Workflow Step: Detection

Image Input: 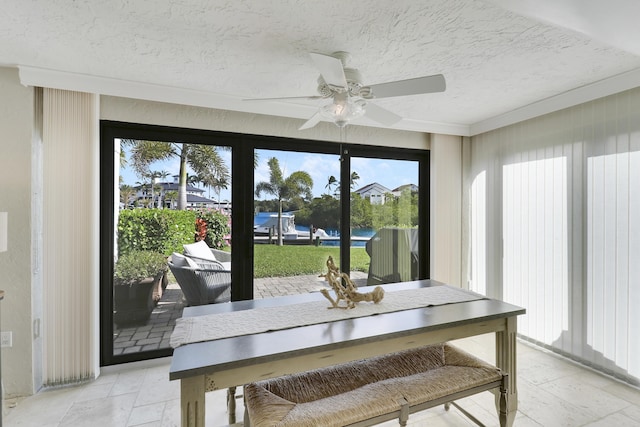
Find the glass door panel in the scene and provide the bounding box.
[350,157,420,285]
[112,138,231,359]
[253,149,341,298]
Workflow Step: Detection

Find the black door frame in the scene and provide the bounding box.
[100,120,430,366]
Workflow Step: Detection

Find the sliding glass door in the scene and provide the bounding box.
[101,121,429,365]
[253,149,342,298]
[349,156,421,286]
[100,123,234,365]
[111,137,232,359]
[250,145,428,299]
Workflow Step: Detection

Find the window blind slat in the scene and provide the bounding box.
[469,88,640,386]
[42,88,98,385]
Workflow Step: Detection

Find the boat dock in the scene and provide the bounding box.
[254,234,370,245]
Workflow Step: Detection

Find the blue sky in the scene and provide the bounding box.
[119,145,418,202]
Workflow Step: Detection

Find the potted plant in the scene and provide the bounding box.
[113,250,168,326]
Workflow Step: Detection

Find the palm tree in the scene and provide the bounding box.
[186,174,202,187]
[155,170,170,207]
[209,176,229,209]
[124,140,229,210]
[349,171,360,190]
[119,184,136,208]
[119,149,128,184]
[325,171,359,197]
[255,157,313,246]
[135,179,153,208]
[164,190,178,209]
[325,175,338,196]
[146,170,169,208]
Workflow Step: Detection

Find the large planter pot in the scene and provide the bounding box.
[113,273,163,327]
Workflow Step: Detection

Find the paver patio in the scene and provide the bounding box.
[113,271,368,355]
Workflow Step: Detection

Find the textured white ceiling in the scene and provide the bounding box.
[2,0,640,135]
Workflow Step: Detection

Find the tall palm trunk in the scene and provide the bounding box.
[148,180,155,208]
[178,144,188,210]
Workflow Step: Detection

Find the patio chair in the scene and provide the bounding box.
[168,253,231,306]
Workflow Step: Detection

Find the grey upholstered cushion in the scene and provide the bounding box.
[171,252,200,269]
[183,241,216,261]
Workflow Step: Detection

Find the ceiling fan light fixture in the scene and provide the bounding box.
[276,52,446,131]
[320,96,366,128]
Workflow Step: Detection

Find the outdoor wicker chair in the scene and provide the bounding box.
[168,256,231,306]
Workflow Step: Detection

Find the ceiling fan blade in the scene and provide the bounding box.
[299,112,322,130]
[363,103,403,127]
[243,95,325,102]
[368,74,446,99]
[309,52,348,89]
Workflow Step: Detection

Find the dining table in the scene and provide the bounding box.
[169,280,525,427]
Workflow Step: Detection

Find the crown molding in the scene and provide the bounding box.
[18,65,468,135]
[469,67,640,136]
[18,65,640,138]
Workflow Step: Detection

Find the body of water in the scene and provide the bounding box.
[254,212,375,246]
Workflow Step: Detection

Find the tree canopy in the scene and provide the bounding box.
[123,139,229,210]
[255,157,313,245]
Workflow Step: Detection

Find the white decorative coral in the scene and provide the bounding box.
[319,256,384,309]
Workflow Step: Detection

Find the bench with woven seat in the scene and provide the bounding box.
[244,343,507,427]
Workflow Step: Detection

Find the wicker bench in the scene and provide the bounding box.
[244,343,507,427]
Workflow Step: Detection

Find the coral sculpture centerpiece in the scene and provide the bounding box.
[320,256,384,309]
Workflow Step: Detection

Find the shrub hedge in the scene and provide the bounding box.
[117,208,231,257]
[195,208,231,249]
[118,209,196,256]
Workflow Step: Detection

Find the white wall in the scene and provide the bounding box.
[430,134,463,286]
[0,67,36,397]
[100,96,431,149]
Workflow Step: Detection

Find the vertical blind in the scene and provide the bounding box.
[469,88,640,384]
[43,88,99,385]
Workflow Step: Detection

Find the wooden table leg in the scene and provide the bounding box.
[227,386,236,424]
[181,376,206,427]
[495,316,518,427]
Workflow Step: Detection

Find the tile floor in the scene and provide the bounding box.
[5,335,640,427]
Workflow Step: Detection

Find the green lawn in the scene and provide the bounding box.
[253,244,370,278]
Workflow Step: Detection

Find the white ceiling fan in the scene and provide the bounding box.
[246,51,446,130]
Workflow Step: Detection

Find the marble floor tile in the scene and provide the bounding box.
[517,377,603,426]
[58,392,137,427]
[5,338,640,427]
[132,366,179,408]
[543,373,631,418]
[4,386,85,426]
[621,404,640,423]
[110,370,148,397]
[582,411,640,427]
[127,401,166,426]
